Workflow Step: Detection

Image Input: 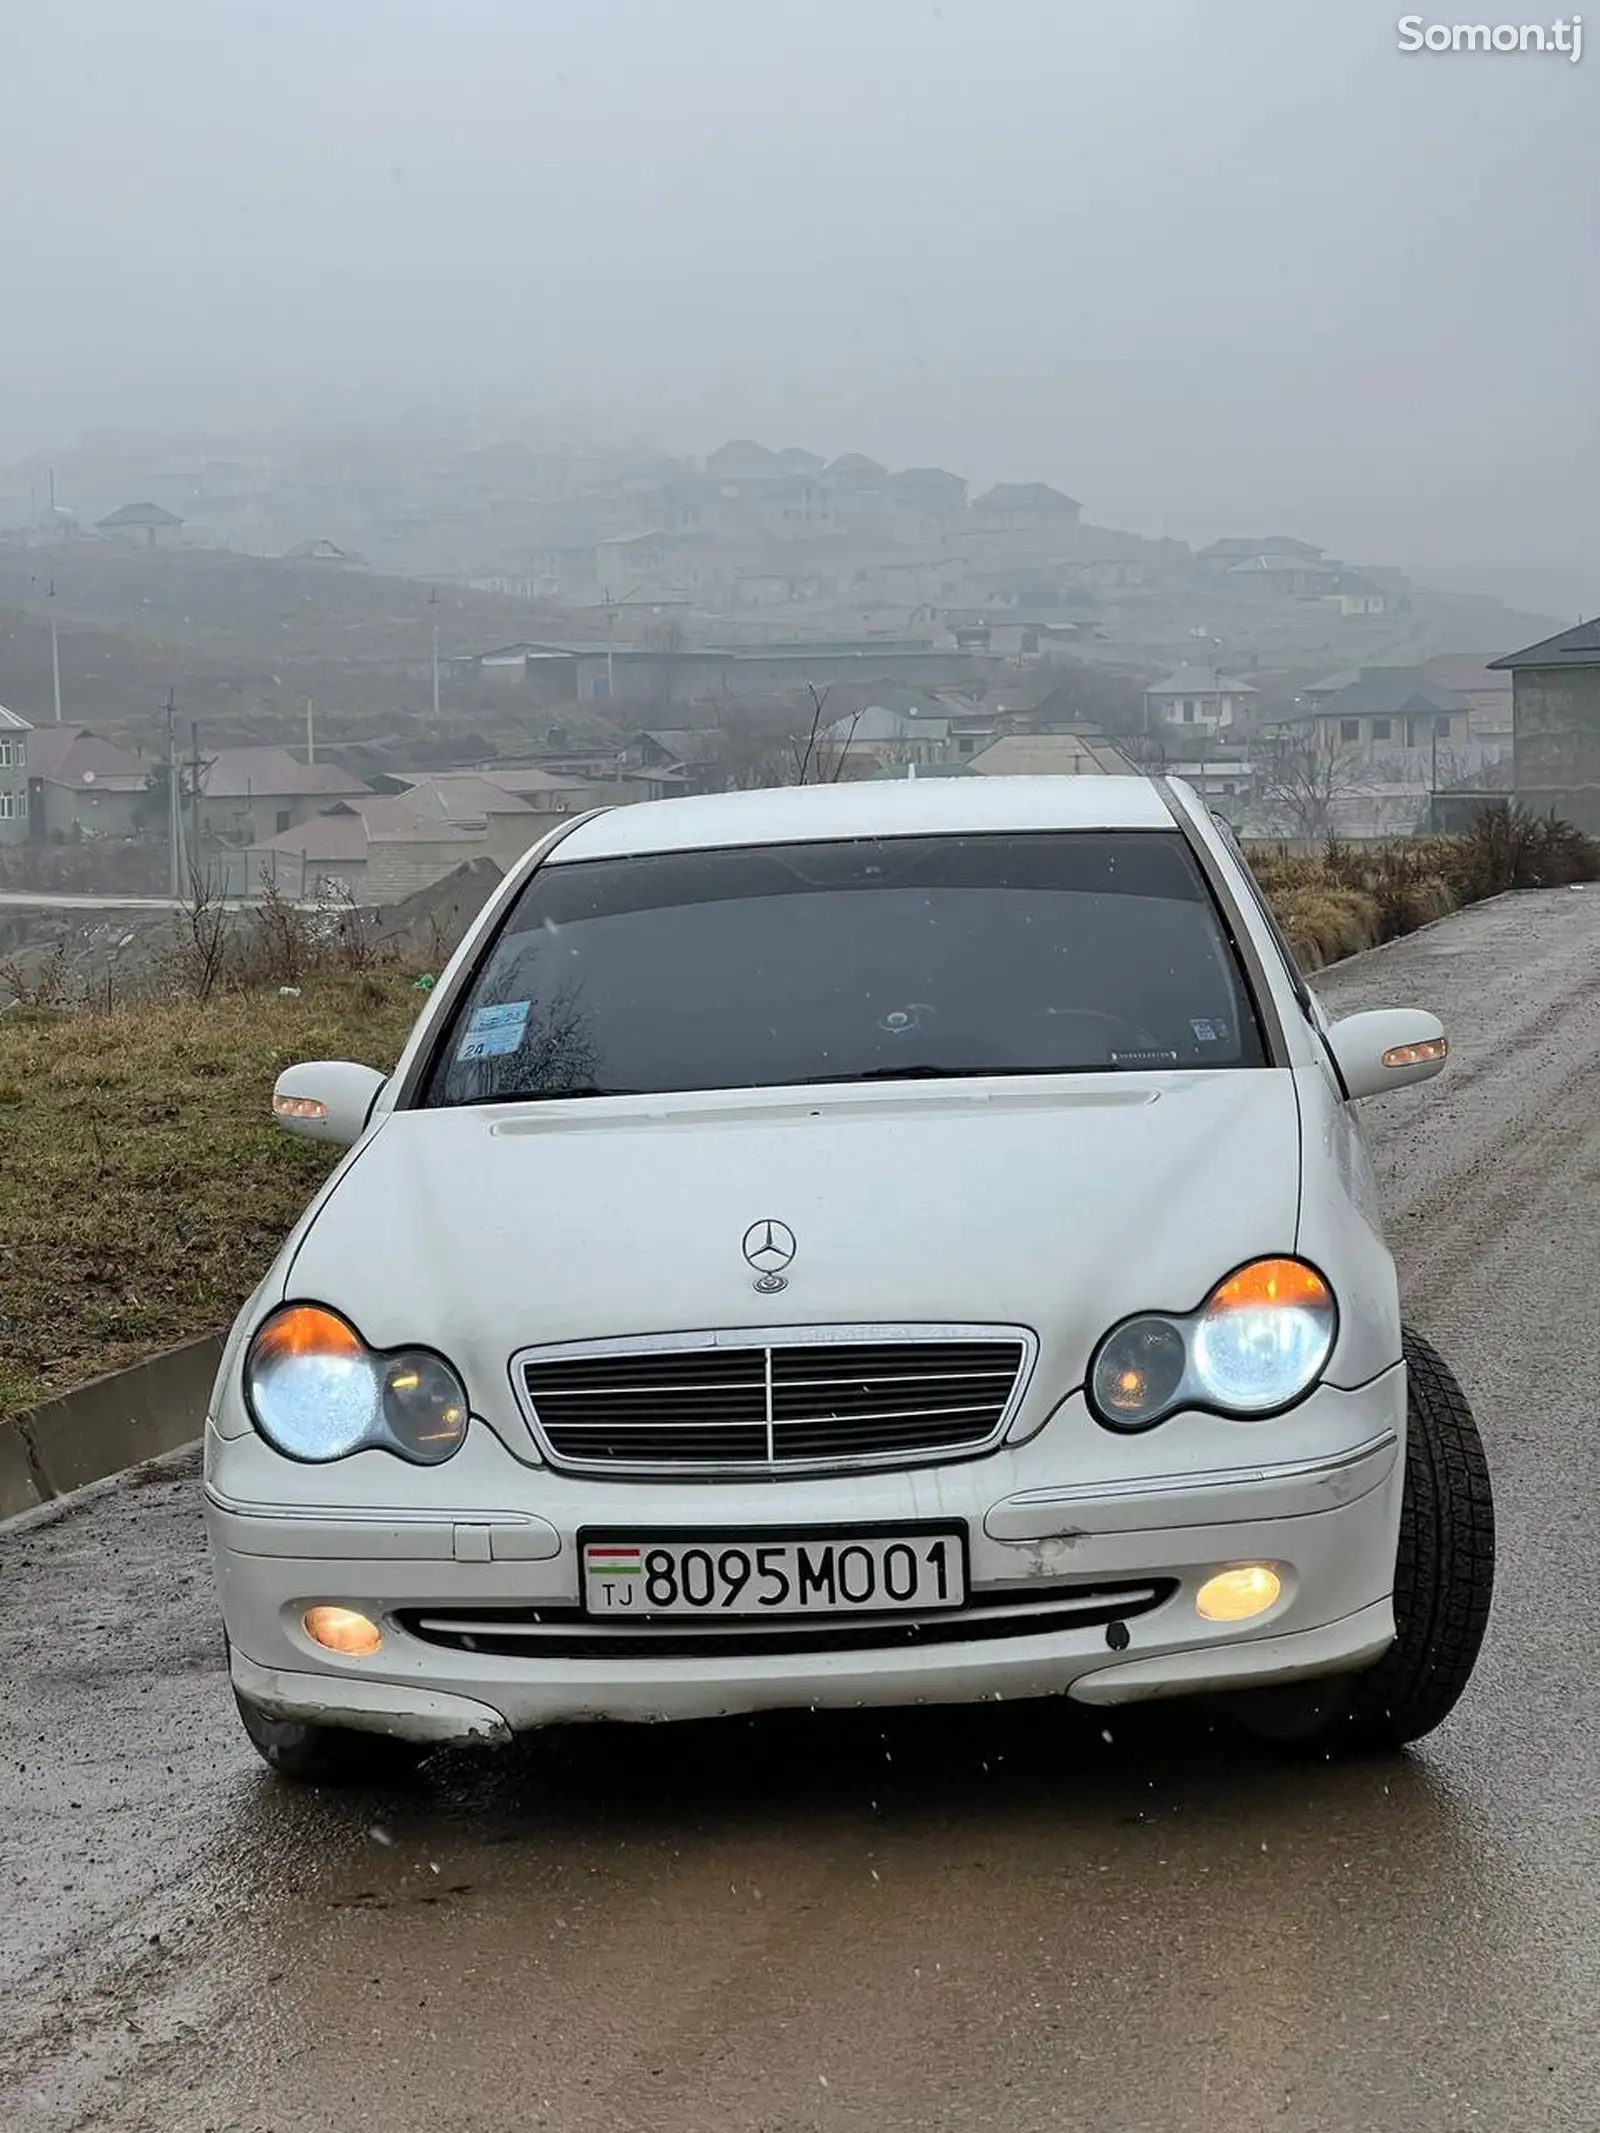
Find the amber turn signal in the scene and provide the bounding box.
[273,1093,330,1122]
[1381,1037,1448,1070]
[1205,1258,1332,1316]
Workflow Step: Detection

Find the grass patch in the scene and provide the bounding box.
[0,974,422,1417]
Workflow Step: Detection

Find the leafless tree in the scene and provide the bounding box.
[702,687,863,791]
[788,686,861,784]
[1256,737,1377,840]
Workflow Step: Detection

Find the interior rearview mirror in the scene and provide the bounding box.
[271,1061,388,1146]
[1324,1008,1448,1103]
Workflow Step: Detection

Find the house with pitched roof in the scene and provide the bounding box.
[239,779,542,902]
[822,693,953,771]
[198,746,371,845]
[1144,664,1257,738]
[23,725,150,839]
[1270,670,1471,755]
[966,731,1138,778]
[95,501,184,547]
[970,483,1082,537]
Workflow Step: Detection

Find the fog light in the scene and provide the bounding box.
[303,1605,383,1656]
[1195,1565,1282,1623]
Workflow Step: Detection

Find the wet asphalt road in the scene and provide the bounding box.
[5,885,1600,2133]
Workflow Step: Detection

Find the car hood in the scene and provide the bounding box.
[284,1074,1304,1405]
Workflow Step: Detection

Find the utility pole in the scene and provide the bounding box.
[165,689,182,899]
[48,580,63,726]
[305,696,315,764]
[189,721,204,895]
[602,582,645,703]
[429,588,441,723]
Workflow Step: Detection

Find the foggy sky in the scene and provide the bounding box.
[2,0,1596,589]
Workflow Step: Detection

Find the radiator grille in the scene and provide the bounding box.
[518,1329,1032,1477]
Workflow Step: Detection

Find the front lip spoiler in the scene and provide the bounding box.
[983,1428,1399,1542]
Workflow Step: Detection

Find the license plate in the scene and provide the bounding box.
[581,1529,967,1618]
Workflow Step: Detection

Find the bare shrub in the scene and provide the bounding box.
[168,867,237,1003]
[0,938,75,1010]
[1443,805,1600,898]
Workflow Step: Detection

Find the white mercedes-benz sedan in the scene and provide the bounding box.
[205,774,1494,1780]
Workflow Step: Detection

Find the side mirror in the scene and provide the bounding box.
[271,1061,388,1146]
[1324,1009,1448,1103]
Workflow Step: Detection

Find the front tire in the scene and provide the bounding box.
[1235,1327,1495,1755]
[234,1686,423,1785]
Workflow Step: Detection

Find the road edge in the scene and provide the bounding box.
[0,1335,223,1523]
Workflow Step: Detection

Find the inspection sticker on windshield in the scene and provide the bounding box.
[456,1000,530,1062]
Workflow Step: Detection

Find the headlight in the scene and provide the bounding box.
[245,1305,470,1464]
[1089,1259,1336,1431]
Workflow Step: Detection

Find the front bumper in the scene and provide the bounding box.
[207,1374,1405,1744]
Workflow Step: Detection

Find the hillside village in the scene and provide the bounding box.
[0,416,1579,907]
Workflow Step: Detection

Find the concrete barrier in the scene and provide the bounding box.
[0,1334,224,1522]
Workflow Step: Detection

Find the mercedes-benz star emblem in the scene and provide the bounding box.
[742,1218,797,1293]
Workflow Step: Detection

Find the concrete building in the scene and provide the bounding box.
[1490,619,1600,832]
[23,726,150,840]
[371,769,596,849]
[1145,664,1257,738]
[0,704,31,845]
[823,699,953,771]
[238,779,543,902]
[199,746,371,845]
[1423,655,1515,742]
[1275,671,1472,755]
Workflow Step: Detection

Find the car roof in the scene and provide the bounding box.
[548,775,1176,862]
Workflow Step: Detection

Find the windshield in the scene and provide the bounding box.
[418,829,1266,1106]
